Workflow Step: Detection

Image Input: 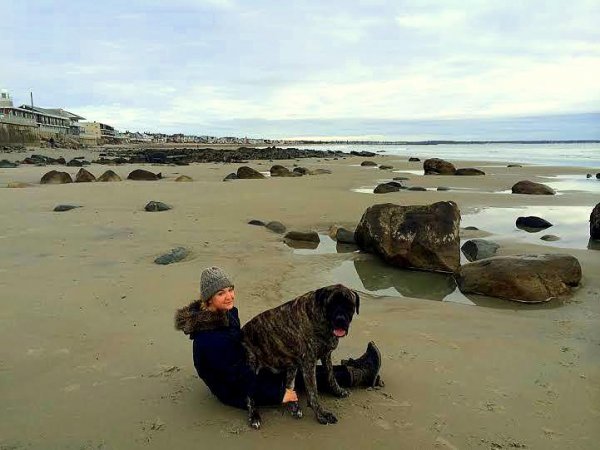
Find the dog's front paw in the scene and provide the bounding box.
[288,401,303,419]
[316,410,338,425]
[332,387,350,398]
[249,411,262,429]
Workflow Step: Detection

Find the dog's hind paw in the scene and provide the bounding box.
[332,387,350,398]
[316,410,338,424]
[289,401,303,419]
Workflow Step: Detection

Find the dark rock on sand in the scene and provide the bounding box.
[144,201,172,212]
[374,182,401,194]
[355,201,461,273]
[248,220,266,226]
[236,166,265,179]
[586,174,592,178]
[541,235,560,241]
[590,203,600,240]
[293,167,310,176]
[437,186,450,191]
[361,161,378,167]
[455,168,485,176]
[507,164,523,168]
[40,170,73,184]
[154,247,190,265]
[53,204,81,212]
[350,150,376,157]
[335,228,356,244]
[379,165,394,170]
[456,254,582,303]
[461,239,500,262]
[128,169,162,181]
[596,173,600,180]
[270,165,295,177]
[284,231,320,243]
[423,158,456,175]
[97,170,122,182]
[463,226,479,231]
[266,221,286,234]
[0,159,18,168]
[409,157,420,162]
[75,168,96,183]
[407,186,427,191]
[511,180,555,195]
[66,159,83,167]
[393,176,410,181]
[223,173,237,181]
[516,216,553,230]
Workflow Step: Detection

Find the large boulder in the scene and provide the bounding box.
[40,170,73,184]
[236,166,265,179]
[128,169,161,181]
[355,201,461,273]
[97,170,122,182]
[456,254,582,303]
[270,165,295,177]
[590,203,600,240]
[75,168,96,183]
[455,168,485,176]
[511,180,555,195]
[461,239,500,262]
[423,158,456,175]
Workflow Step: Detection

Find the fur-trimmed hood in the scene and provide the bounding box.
[174,300,231,337]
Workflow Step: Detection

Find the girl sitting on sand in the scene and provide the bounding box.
[174,266,382,411]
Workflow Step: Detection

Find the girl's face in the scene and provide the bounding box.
[207,286,235,312]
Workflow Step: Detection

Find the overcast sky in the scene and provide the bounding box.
[2,0,599,140]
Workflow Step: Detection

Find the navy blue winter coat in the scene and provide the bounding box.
[175,303,285,409]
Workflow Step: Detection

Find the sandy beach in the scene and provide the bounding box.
[1,147,599,449]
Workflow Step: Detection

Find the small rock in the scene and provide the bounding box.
[248,220,266,226]
[128,169,162,181]
[541,235,560,241]
[374,182,401,194]
[266,221,286,234]
[461,239,500,262]
[512,180,555,195]
[437,186,450,191]
[75,168,96,183]
[0,159,18,168]
[516,216,553,230]
[361,160,378,167]
[223,172,237,181]
[407,186,427,191]
[408,157,420,162]
[97,170,122,182]
[236,166,265,179]
[53,204,81,212]
[154,247,190,265]
[455,168,485,176]
[586,173,592,178]
[393,176,410,181]
[379,165,394,170]
[145,201,172,212]
[336,228,356,244]
[175,175,193,182]
[507,164,523,168]
[6,182,32,188]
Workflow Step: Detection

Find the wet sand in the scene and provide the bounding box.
[1,148,599,449]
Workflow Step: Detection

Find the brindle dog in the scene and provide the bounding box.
[241,284,360,428]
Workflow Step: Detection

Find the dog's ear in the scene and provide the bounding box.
[353,290,360,315]
[315,287,330,308]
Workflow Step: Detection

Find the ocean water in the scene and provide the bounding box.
[295,143,600,168]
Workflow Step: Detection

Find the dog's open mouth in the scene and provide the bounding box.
[333,328,347,337]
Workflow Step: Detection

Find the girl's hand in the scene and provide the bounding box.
[282,388,298,404]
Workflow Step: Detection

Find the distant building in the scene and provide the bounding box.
[81,121,116,140]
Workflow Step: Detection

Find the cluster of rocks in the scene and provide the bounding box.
[352,201,583,303]
[36,168,180,184]
[224,165,332,181]
[586,173,600,179]
[90,146,345,166]
[423,158,485,176]
[6,154,92,167]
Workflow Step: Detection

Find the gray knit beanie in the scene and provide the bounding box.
[200,267,234,302]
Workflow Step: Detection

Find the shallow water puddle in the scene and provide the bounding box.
[462,205,597,249]
[285,233,357,254]
[539,175,600,193]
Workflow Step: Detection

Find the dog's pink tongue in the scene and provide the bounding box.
[333,329,346,337]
